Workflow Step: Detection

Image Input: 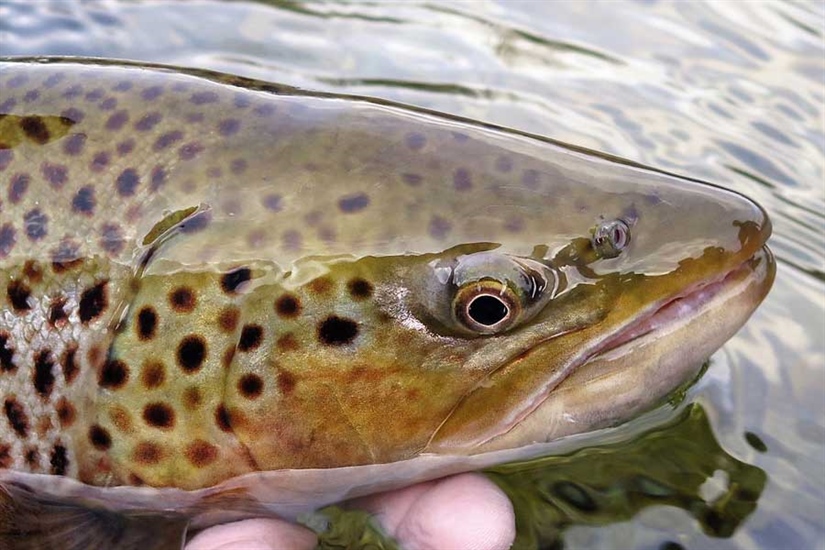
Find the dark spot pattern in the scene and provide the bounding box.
[338,193,370,213]
[215,405,232,432]
[23,208,48,241]
[141,360,166,389]
[105,110,129,131]
[238,324,263,352]
[190,91,219,104]
[402,173,422,186]
[116,168,140,196]
[99,223,125,256]
[63,133,86,156]
[141,86,163,101]
[56,397,75,427]
[136,307,157,340]
[453,168,473,191]
[33,350,55,398]
[72,186,96,215]
[277,371,296,395]
[133,442,162,464]
[0,224,15,258]
[308,276,333,295]
[169,287,196,312]
[183,387,202,411]
[276,333,300,352]
[143,403,175,429]
[154,130,183,151]
[61,346,79,385]
[0,333,15,372]
[90,151,110,172]
[230,158,247,175]
[7,280,31,312]
[275,294,302,318]
[135,112,161,131]
[0,444,10,468]
[179,141,204,160]
[522,169,540,188]
[20,116,51,144]
[218,306,240,333]
[50,444,68,475]
[238,373,263,399]
[262,194,282,212]
[218,119,240,136]
[9,172,30,203]
[405,132,426,151]
[185,440,218,467]
[222,346,236,370]
[428,215,452,239]
[318,316,359,346]
[117,139,135,156]
[48,297,68,326]
[99,359,129,389]
[89,425,111,450]
[4,398,28,437]
[221,267,251,294]
[79,281,107,323]
[150,166,167,191]
[24,448,38,468]
[41,163,67,188]
[60,107,84,123]
[177,336,206,373]
[348,278,373,300]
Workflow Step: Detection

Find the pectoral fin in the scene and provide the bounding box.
[0,482,189,550]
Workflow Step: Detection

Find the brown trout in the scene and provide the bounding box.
[0,58,774,548]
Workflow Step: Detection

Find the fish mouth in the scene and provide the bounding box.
[429,245,775,452]
[589,245,774,361]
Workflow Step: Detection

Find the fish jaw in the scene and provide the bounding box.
[427,208,774,453]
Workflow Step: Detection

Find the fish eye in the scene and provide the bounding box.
[592,219,631,259]
[453,280,521,334]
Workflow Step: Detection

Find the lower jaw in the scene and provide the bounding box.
[475,245,775,452]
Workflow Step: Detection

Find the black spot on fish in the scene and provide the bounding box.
[405,132,426,151]
[33,350,55,399]
[190,91,219,105]
[143,403,175,429]
[154,130,183,151]
[275,294,302,318]
[50,444,69,475]
[215,404,232,432]
[169,287,196,312]
[141,360,166,389]
[24,447,39,468]
[19,116,50,144]
[453,167,473,191]
[9,173,30,203]
[7,280,31,312]
[79,281,108,323]
[4,398,29,437]
[179,141,204,160]
[72,186,96,215]
[238,373,263,399]
[48,297,68,327]
[63,133,86,156]
[238,324,263,352]
[317,316,359,346]
[116,168,140,196]
[105,109,128,131]
[0,444,11,468]
[347,278,373,300]
[177,335,206,373]
[221,267,251,294]
[0,333,15,373]
[89,425,112,450]
[90,151,110,172]
[218,118,240,136]
[0,224,15,258]
[136,307,157,340]
[338,192,370,213]
[41,162,67,188]
[23,208,48,241]
[135,112,162,131]
[99,359,129,389]
[99,223,125,256]
[141,86,163,101]
[56,397,75,427]
[62,345,79,385]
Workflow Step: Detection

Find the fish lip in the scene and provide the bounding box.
[454,245,775,449]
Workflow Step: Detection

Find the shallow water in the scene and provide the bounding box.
[1,0,823,548]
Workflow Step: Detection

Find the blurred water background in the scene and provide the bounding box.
[1,1,823,548]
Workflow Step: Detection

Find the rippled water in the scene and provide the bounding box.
[1,1,823,548]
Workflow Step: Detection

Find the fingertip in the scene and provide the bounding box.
[397,473,515,550]
[185,518,317,550]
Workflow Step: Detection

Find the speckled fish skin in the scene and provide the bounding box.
[0,58,773,543]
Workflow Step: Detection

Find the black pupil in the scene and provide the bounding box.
[468,295,509,327]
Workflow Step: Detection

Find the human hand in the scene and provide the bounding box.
[186,472,516,550]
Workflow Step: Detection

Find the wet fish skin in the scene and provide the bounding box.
[0,59,773,547]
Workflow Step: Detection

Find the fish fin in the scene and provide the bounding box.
[0,482,189,550]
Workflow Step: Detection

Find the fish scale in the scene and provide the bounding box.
[0,58,773,549]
